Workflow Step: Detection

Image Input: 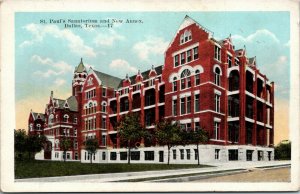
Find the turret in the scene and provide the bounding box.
[72,58,87,96]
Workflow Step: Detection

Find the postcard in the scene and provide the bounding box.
[0,0,299,192]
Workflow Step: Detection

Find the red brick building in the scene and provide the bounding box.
[29,15,274,163]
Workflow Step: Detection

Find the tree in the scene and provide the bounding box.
[60,137,72,162]
[155,119,182,165]
[188,128,209,165]
[117,113,148,164]
[275,141,291,160]
[25,133,47,160]
[14,129,27,160]
[84,138,99,163]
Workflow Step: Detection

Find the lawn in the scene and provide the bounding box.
[15,160,212,179]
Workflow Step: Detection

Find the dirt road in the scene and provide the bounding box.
[192,167,290,182]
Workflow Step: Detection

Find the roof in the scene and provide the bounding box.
[53,96,78,111]
[93,70,123,89]
[128,65,163,84]
[248,57,256,65]
[74,58,87,73]
[66,96,78,111]
[32,112,45,121]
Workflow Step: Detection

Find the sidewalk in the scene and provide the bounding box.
[15,160,291,182]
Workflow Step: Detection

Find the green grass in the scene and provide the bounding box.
[15,160,212,179]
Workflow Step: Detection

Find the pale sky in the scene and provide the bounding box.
[15,12,290,144]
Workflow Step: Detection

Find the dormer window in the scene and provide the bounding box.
[180,30,192,44]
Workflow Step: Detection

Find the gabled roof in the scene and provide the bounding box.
[248,57,256,65]
[166,15,213,51]
[74,58,87,73]
[32,112,45,121]
[128,65,163,85]
[93,70,123,89]
[66,96,78,111]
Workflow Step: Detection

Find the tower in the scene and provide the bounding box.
[72,58,87,96]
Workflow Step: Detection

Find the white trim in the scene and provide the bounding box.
[172,42,199,57]
[84,86,96,93]
[172,95,177,100]
[193,65,204,74]
[119,111,129,115]
[179,91,191,98]
[179,119,192,124]
[108,113,117,117]
[194,90,200,95]
[266,124,273,129]
[257,121,265,126]
[227,117,239,122]
[214,89,222,95]
[144,104,156,110]
[245,66,255,76]
[227,51,233,56]
[198,110,225,116]
[245,91,256,98]
[214,117,221,122]
[108,131,117,134]
[245,117,255,123]
[132,108,141,112]
[256,96,265,103]
[213,64,222,75]
[257,74,265,82]
[194,117,200,122]
[227,66,239,77]
[227,91,239,96]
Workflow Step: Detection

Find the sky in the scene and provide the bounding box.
[15,12,290,144]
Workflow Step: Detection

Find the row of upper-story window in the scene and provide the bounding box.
[172,67,222,91]
[84,117,107,130]
[46,128,77,137]
[215,45,240,67]
[172,92,221,116]
[180,30,192,45]
[174,46,199,67]
[84,102,107,115]
[48,114,77,124]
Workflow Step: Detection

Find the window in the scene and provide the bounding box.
[74,140,78,149]
[180,53,185,65]
[124,99,129,111]
[215,149,220,160]
[174,55,179,67]
[172,99,177,116]
[187,50,192,62]
[49,114,54,124]
[36,124,41,130]
[173,150,176,160]
[110,152,117,160]
[120,152,127,160]
[101,103,106,113]
[180,98,185,115]
[180,30,192,44]
[180,149,184,160]
[131,151,140,160]
[215,94,220,113]
[195,121,200,131]
[101,117,106,129]
[86,89,96,99]
[235,58,239,66]
[214,45,221,61]
[148,79,154,87]
[172,78,177,91]
[186,149,191,160]
[246,150,253,161]
[93,153,95,160]
[187,96,191,114]
[228,149,238,161]
[102,152,106,160]
[214,67,221,86]
[227,55,232,67]
[101,135,106,146]
[144,151,154,161]
[195,70,200,85]
[180,69,191,90]
[55,152,59,158]
[124,88,129,94]
[193,47,199,60]
[194,149,198,160]
[195,94,200,112]
[74,118,77,124]
[102,88,106,97]
[214,122,220,140]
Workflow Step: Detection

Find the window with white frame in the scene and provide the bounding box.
[187,50,192,62]
[36,124,41,130]
[172,99,177,116]
[195,121,200,130]
[148,79,154,87]
[214,67,221,86]
[215,149,220,159]
[102,88,106,97]
[124,87,129,94]
[227,55,232,67]
[102,102,107,113]
[63,114,69,123]
[195,69,200,85]
[173,150,177,160]
[174,55,179,67]
[102,117,106,129]
[215,94,220,113]
[180,149,184,160]
[186,149,191,160]
[180,69,191,90]
[180,30,192,44]
[74,128,77,137]
[101,135,106,146]
[214,122,220,140]
[180,98,186,115]
[74,117,77,124]
[180,52,185,65]
[187,96,191,113]
[194,94,200,112]
[48,114,54,125]
[193,46,199,59]
[214,45,221,61]
[172,77,177,91]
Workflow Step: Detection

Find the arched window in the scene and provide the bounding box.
[214,67,221,86]
[63,114,69,123]
[172,77,177,91]
[36,124,41,130]
[195,69,200,86]
[180,69,191,90]
[48,114,54,125]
